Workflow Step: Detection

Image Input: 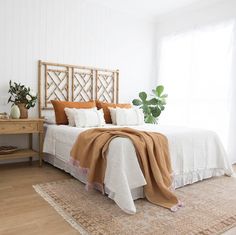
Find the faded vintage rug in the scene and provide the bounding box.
[33,175,236,235]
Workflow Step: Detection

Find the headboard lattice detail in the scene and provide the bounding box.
[45,68,69,107]
[96,71,116,103]
[72,68,93,102]
[38,60,119,118]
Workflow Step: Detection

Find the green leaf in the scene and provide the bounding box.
[159,105,165,111]
[141,104,150,114]
[147,98,158,105]
[8,97,12,103]
[160,99,166,105]
[145,115,156,124]
[156,85,164,97]
[152,89,158,97]
[151,107,161,117]
[139,92,147,101]
[160,94,168,98]
[132,99,142,106]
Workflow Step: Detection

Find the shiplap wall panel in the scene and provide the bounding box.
[0,0,155,160]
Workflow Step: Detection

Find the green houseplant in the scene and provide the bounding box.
[8,80,37,119]
[132,85,168,124]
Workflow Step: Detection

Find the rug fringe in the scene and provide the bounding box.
[33,185,89,235]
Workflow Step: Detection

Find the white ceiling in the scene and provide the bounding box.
[88,0,210,21]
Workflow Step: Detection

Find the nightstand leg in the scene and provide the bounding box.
[39,132,43,167]
[29,133,33,165]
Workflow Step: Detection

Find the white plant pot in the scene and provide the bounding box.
[10,105,20,119]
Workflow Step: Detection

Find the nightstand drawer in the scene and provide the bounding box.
[0,122,39,134]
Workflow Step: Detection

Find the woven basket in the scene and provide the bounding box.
[0,146,18,155]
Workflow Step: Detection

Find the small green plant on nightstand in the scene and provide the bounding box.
[8,80,37,119]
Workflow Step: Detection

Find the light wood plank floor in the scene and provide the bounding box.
[0,162,236,235]
[0,162,78,235]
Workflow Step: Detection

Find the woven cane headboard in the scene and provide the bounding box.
[38,60,119,118]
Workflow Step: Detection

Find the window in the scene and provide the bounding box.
[158,22,234,147]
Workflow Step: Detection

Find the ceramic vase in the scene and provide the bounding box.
[10,105,20,119]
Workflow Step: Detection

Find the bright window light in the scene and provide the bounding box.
[158,22,234,147]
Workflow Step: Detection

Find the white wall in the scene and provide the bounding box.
[155,0,236,38]
[0,0,155,113]
[0,0,155,160]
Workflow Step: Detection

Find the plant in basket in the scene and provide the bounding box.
[8,80,37,119]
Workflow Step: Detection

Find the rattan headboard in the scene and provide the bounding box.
[38,60,119,117]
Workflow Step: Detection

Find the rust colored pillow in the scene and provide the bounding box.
[96,100,132,123]
[51,100,96,125]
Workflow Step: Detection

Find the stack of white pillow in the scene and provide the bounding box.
[64,107,144,128]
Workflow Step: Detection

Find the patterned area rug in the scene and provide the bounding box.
[33,175,236,235]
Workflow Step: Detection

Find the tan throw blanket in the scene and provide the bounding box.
[70,127,181,210]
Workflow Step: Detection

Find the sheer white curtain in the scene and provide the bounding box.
[157,21,236,163]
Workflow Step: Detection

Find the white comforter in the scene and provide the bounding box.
[43,124,233,214]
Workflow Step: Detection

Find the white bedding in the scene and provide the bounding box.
[43,124,233,214]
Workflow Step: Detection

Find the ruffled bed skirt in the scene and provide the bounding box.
[44,154,229,195]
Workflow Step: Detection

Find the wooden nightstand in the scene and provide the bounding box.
[0,118,44,166]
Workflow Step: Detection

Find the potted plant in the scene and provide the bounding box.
[132,85,168,124]
[8,80,37,119]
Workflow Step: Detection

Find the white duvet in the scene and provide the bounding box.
[43,124,233,214]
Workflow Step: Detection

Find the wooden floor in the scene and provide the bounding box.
[0,162,78,235]
[1,161,236,235]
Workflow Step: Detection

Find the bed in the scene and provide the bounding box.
[38,60,233,214]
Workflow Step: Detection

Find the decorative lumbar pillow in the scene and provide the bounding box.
[96,100,132,123]
[74,109,105,127]
[65,107,97,126]
[116,108,144,126]
[51,100,96,125]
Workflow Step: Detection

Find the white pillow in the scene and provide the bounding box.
[44,115,56,125]
[108,107,117,124]
[64,108,76,126]
[65,107,97,126]
[74,109,105,127]
[116,108,144,126]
